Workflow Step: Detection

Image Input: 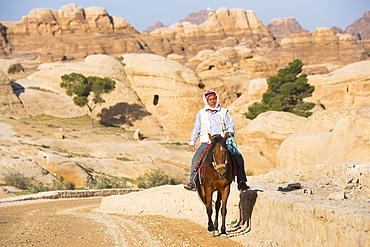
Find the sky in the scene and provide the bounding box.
[0,0,369,32]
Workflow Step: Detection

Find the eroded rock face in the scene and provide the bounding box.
[277,106,370,170]
[239,53,277,77]
[344,11,370,40]
[236,111,308,166]
[12,54,164,138]
[0,59,24,79]
[180,8,215,25]
[0,70,26,117]
[306,60,370,109]
[267,17,308,38]
[151,7,277,56]
[122,53,204,140]
[4,4,145,59]
[278,27,366,74]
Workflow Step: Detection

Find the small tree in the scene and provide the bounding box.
[245,59,315,120]
[60,73,116,127]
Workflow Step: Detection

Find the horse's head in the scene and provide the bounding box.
[209,133,230,178]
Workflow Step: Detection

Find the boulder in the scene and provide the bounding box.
[306,60,370,109]
[14,54,164,137]
[0,59,24,78]
[279,27,365,72]
[239,53,277,77]
[237,111,308,166]
[267,17,308,38]
[122,53,203,141]
[195,54,233,77]
[0,70,26,118]
[35,152,91,188]
[277,106,370,170]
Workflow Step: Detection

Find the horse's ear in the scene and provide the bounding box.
[209,133,214,142]
[224,132,230,142]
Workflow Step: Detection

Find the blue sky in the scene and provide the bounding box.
[1,0,369,32]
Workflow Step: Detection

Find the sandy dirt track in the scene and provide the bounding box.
[0,197,248,247]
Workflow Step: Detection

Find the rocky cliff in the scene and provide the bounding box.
[179,8,215,25]
[0,5,369,74]
[266,17,308,38]
[345,11,370,40]
[143,21,164,34]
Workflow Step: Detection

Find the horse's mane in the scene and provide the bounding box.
[211,136,227,150]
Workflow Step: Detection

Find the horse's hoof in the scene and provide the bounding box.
[214,230,219,236]
[220,233,228,239]
[207,231,215,237]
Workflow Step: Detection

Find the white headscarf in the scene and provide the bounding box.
[203,90,221,111]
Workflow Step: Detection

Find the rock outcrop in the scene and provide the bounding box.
[331,26,344,35]
[237,111,308,166]
[306,60,370,109]
[179,8,215,25]
[2,4,148,60]
[143,21,164,34]
[344,11,370,40]
[150,7,277,56]
[277,106,370,171]
[266,17,308,38]
[122,53,204,140]
[276,27,367,74]
[0,70,26,117]
[0,59,24,79]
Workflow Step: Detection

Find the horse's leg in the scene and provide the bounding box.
[220,186,231,238]
[213,191,222,236]
[206,188,215,237]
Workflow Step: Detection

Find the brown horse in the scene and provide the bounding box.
[195,132,237,238]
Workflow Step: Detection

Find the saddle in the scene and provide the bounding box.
[193,138,239,182]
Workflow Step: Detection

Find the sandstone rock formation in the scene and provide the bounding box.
[239,53,277,77]
[151,7,277,56]
[266,17,308,38]
[0,70,26,117]
[10,54,165,138]
[0,23,8,55]
[0,59,24,79]
[277,105,370,171]
[143,21,164,34]
[2,4,146,59]
[331,26,344,35]
[344,11,370,40]
[122,53,204,140]
[0,5,368,74]
[306,60,370,109]
[236,111,308,166]
[227,78,267,116]
[276,27,367,74]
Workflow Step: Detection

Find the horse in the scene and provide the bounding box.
[194,132,237,238]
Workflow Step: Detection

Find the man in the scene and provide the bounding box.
[184,90,250,191]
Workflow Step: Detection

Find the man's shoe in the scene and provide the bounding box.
[184,181,196,191]
[238,182,250,191]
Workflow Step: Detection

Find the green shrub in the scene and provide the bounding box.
[89,175,128,189]
[246,169,254,176]
[245,59,315,119]
[136,170,182,189]
[3,171,29,189]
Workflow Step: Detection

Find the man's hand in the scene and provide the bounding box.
[189,145,195,152]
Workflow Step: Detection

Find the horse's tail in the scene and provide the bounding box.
[194,174,207,205]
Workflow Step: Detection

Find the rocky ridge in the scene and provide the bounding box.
[266,17,308,38]
[345,11,370,40]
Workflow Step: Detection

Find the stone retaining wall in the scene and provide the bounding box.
[240,191,370,247]
[0,188,141,203]
[248,163,370,189]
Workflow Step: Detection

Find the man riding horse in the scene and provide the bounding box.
[184,90,250,192]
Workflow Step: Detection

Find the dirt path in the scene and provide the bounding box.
[0,198,247,247]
